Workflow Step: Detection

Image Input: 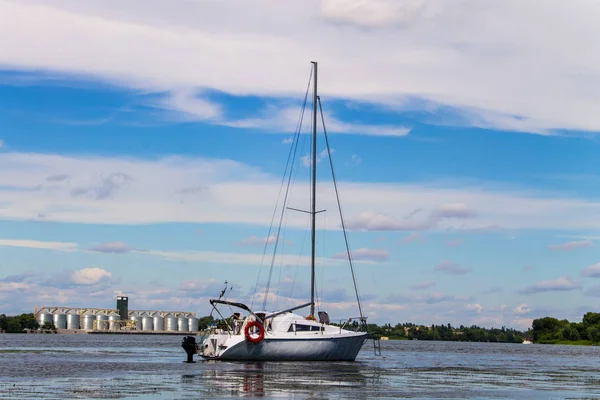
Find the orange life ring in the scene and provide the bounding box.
[244,321,265,344]
[305,315,317,321]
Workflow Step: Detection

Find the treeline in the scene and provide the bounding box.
[366,322,528,343]
[532,312,600,344]
[0,313,43,333]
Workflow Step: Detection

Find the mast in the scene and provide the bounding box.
[310,61,317,317]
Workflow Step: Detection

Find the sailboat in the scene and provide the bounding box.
[198,62,368,361]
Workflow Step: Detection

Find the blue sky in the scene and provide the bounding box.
[1,0,600,329]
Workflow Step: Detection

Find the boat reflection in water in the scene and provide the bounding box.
[181,362,367,398]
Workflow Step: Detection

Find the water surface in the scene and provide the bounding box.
[0,334,598,399]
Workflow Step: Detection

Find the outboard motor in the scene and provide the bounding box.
[181,336,199,363]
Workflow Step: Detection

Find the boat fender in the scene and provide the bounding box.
[244,321,265,344]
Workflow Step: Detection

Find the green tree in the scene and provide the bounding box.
[197,316,215,330]
[583,312,600,327]
[532,317,561,341]
[41,321,56,332]
[7,319,22,333]
[0,314,7,331]
[561,326,580,341]
[587,326,600,342]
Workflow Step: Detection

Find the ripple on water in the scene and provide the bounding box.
[1,335,600,399]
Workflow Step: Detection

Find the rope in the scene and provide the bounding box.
[318,96,365,320]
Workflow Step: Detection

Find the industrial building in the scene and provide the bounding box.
[34,296,199,334]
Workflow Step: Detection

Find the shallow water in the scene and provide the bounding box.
[0,334,599,399]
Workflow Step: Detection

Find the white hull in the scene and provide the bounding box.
[201,332,367,361]
[200,310,368,361]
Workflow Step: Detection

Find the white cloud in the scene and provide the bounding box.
[581,263,600,278]
[350,154,362,165]
[513,303,532,315]
[70,267,112,285]
[88,241,134,254]
[0,239,78,251]
[226,105,410,137]
[281,136,294,144]
[1,151,600,231]
[0,265,536,329]
[159,92,410,136]
[3,1,600,133]
[465,303,483,313]
[347,203,476,232]
[346,211,433,231]
[333,247,389,262]
[548,239,593,251]
[434,260,471,275]
[0,282,30,293]
[46,174,69,182]
[434,203,477,219]
[400,232,423,244]
[142,249,354,267]
[0,237,370,271]
[519,276,581,294]
[418,292,471,305]
[319,0,435,29]
[323,117,410,136]
[301,148,334,168]
[236,235,278,246]
[160,89,223,121]
[510,317,533,330]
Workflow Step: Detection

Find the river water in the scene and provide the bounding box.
[0,334,599,399]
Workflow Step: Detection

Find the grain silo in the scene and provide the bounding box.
[141,313,153,331]
[96,313,109,330]
[66,312,80,330]
[177,316,189,332]
[188,316,199,332]
[130,314,141,330]
[53,313,67,330]
[37,312,53,327]
[108,312,120,331]
[165,314,177,332]
[82,313,95,330]
[153,314,164,331]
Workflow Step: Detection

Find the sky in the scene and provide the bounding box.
[1,0,600,329]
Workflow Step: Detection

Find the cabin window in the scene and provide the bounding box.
[288,323,324,332]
